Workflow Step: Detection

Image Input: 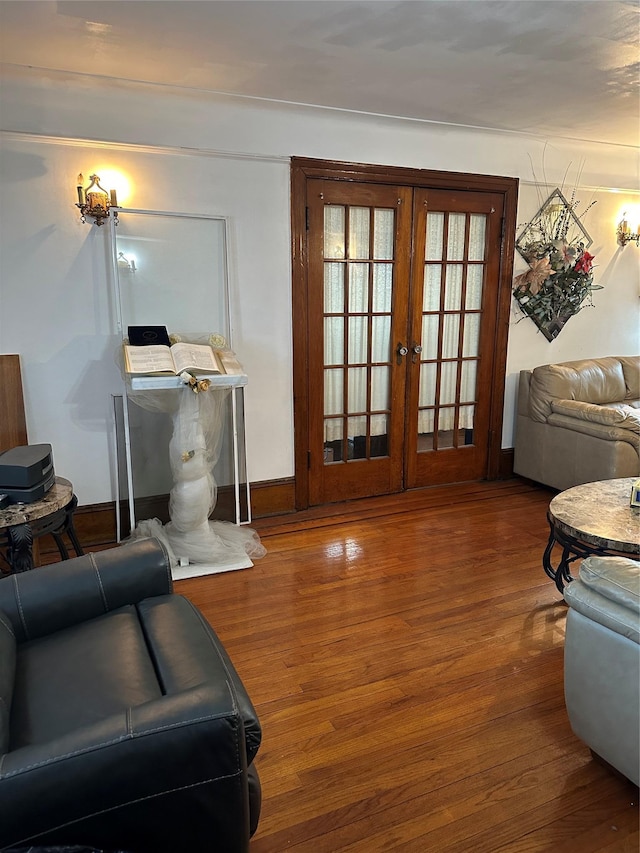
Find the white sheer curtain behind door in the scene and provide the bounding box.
[324,206,394,448]
[418,211,487,435]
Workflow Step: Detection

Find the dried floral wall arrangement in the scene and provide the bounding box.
[513,187,601,341]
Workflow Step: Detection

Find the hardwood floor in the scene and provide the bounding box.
[176,478,639,852]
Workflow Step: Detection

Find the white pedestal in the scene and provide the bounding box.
[171,554,253,581]
[116,367,252,539]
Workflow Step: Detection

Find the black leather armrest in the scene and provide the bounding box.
[0,685,252,852]
[0,538,172,643]
[138,595,262,764]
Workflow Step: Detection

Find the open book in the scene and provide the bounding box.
[123,342,221,376]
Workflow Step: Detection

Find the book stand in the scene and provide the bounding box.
[108,209,263,578]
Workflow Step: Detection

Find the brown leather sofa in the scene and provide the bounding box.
[514,356,640,490]
[0,539,261,852]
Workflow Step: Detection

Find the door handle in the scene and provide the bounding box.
[396,343,408,365]
[411,342,422,363]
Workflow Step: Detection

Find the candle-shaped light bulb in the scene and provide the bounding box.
[76,173,85,205]
[109,189,118,207]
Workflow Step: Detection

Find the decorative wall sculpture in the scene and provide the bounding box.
[513,188,601,341]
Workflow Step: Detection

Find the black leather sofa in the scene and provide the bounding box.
[0,538,262,852]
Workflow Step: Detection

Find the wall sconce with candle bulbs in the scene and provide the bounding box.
[76,173,119,226]
[617,212,640,248]
[117,251,137,273]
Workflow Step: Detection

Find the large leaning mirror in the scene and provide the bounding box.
[114,209,230,338]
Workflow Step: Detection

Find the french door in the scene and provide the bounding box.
[292,160,517,509]
[307,180,412,503]
[406,188,504,487]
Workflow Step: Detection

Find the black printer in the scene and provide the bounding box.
[0,444,55,504]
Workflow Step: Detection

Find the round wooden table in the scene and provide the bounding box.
[0,477,84,572]
[543,477,640,593]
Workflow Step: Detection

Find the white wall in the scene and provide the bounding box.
[1,66,638,505]
[504,184,640,444]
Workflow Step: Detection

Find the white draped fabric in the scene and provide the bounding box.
[323,206,393,444]
[124,385,265,567]
[418,211,486,434]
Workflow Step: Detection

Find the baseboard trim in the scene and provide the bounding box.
[249,478,296,518]
[39,461,516,555]
[499,448,514,480]
[74,501,117,547]
[39,478,297,555]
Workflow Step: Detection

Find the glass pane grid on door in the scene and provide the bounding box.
[323,204,394,464]
[418,209,487,453]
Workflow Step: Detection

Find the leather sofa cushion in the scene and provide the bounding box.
[620,356,640,399]
[550,400,640,433]
[529,357,628,422]
[8,593,261,766]
[10,606,162,750]
[564,556,640,643]
[609,399,640,411]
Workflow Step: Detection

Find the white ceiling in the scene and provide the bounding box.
[1,0,638,147]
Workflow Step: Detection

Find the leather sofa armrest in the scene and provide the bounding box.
[547,412,640,446]
[551,399,640,432]
[0,612,15,755]
[0,538,172,643]
[517,370,532,418]
[564,555,640,643]
[138,595,262,764]
[0,685,252,852]
[574,555,640,609]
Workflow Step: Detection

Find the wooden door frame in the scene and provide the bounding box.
[291,157,519,511]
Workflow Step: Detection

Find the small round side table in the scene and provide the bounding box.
[543,477,640,593]
[0,477,84,573]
